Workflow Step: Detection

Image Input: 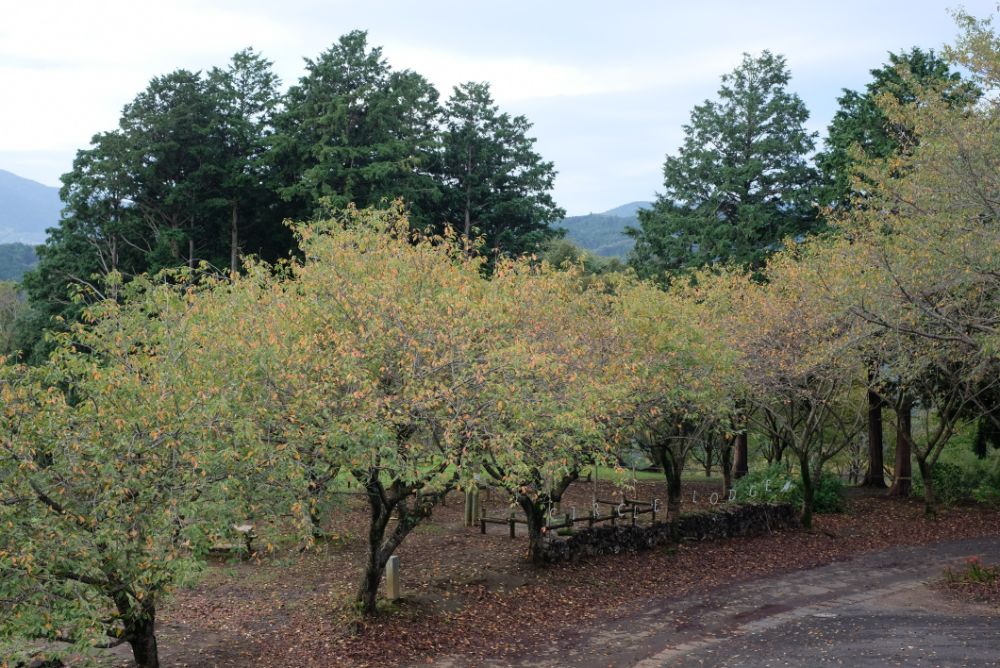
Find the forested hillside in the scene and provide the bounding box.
[0,243,37,281]
[557,201,650,257]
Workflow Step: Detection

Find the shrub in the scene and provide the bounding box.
[732,463,801,506]
[912,450,1000,505]
[925,462,973,505]
[732,463,845,513]
[973,453,1000,503]
[813,473,847,513]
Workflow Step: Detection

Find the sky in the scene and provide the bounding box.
[0,0,995,215]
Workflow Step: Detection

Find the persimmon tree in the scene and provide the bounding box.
[477,260,620,564]
[610,279,735,513]
[286,203,511,613]
[722,245,867,528]
[0,273,293,668]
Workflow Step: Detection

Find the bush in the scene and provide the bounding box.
[813,473,847,513]
[732,463,845,513]
[922,462,973,505]
[732,463,801,506]
[912,452,1000,505]
[969,451,1000,503]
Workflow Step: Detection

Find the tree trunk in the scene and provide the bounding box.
[774,441,786,464]
[188,237,195,269]
[721,439,734,497]
[517,496,548,566]
[515,471,578,566]
[916,456,937,517]
[357,488,392,616]
[354,472,440,615]
[863,374,886,487]
[114,593,158,668]
[799,457,814,530]
[357,544,388,616]
[888,397,913,497]
[230,203,239,275]
[733,431,749,480]
[128,615,159,668]
[654,446,683,515]
[703,443,714,478]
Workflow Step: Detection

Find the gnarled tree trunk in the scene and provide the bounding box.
[516,471,579,566]
[113,591,159,668]
[354,471,444,616]
[517,495,549,565]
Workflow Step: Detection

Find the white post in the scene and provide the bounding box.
[385,555,401,601]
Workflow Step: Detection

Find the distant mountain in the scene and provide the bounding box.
[600,201,651,219]
[557,201,651,257]
[0,243,38,281]
[0,169,61,245]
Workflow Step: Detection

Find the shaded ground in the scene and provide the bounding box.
[97,480,1000,667]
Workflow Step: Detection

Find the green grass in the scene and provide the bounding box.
[680,471,719,483]
[585,465,663,482]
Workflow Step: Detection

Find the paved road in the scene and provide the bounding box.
[434,536,1000,667]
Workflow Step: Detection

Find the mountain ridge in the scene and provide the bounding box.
[0,169,61,245]
[557,201,651,258]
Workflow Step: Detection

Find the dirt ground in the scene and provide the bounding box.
[94,478,1000,667]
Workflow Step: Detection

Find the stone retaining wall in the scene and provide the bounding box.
[541,503,799,563]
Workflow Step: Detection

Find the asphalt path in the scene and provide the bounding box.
[433,535,1000,668]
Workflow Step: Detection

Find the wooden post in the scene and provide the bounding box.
[385,555,401,601]
[480,518,486,534]
[471,489,480,525]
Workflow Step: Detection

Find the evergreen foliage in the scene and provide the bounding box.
[15,36,563,361]
[628,51,819,279]
[816,48,977,208]
[438,82,564,255]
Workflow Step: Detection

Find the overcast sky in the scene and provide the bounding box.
[1,0,994,215]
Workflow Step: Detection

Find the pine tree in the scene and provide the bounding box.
[438,82,564,256]
[628,51,818,279]
[272,31,442,224]
[207,48,285,273]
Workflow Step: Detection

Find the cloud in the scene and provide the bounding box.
[1,1,294,69]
